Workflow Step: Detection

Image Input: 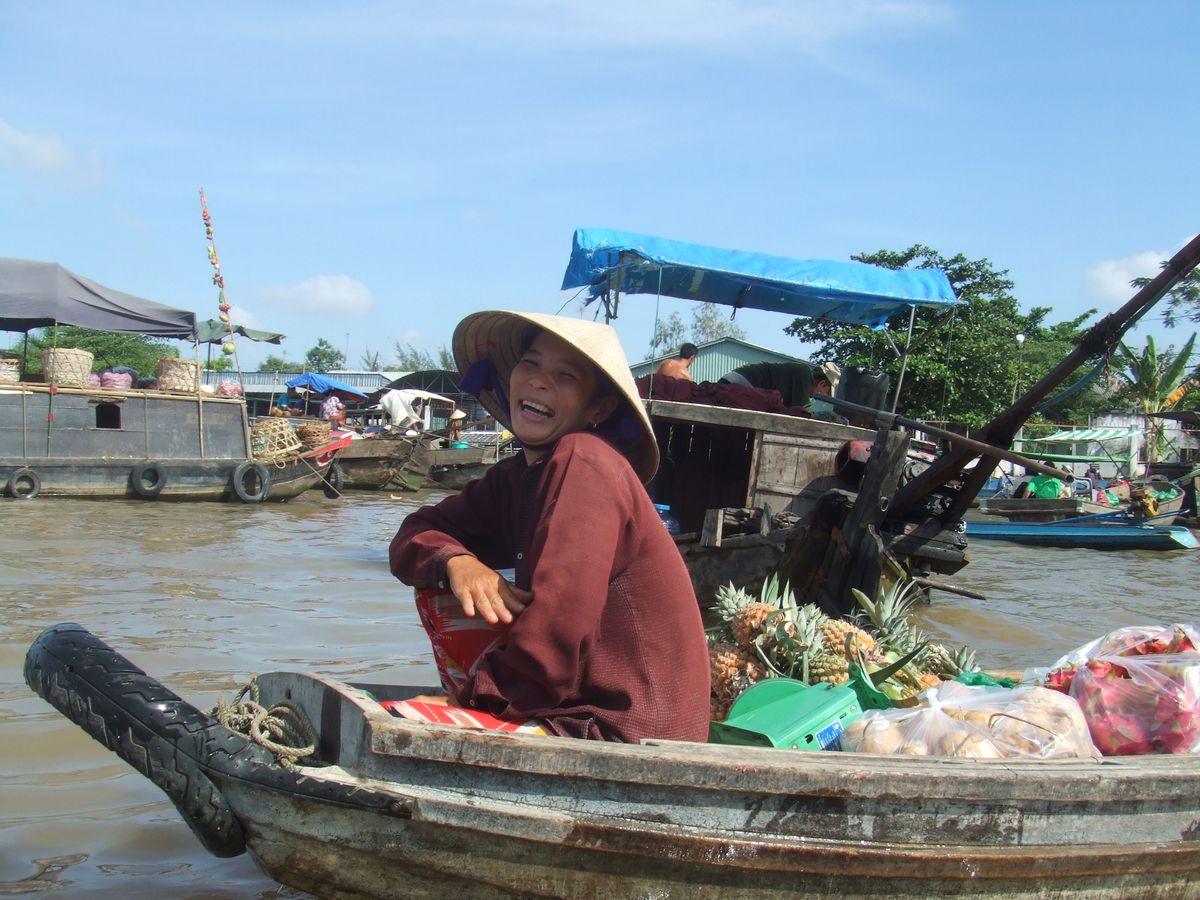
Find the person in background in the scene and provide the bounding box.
[390,310,710,744]
[720,361,813,409]
[653,342,698,382]
[448,408,466,442]
[321,393,344,426]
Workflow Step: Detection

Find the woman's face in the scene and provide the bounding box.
[508,331,618,459]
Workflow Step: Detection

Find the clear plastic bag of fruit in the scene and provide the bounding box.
[1043,624,1200,756]
[843,681,1099,759]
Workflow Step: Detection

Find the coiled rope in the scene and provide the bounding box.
[211,679,320,770]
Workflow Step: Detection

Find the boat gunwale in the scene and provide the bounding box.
[264,672,1200,804]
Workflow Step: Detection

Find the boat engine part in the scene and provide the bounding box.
[6,466,41,499]
[231,460,272,503]
[129,461,167,499]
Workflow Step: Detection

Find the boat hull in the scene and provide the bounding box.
[337,436,431,490]
[24,624,1200,900]
[981,492,1185,524]
[0,383,345,501]
[966,520,1200,550]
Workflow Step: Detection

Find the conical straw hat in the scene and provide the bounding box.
[452,311,658,483]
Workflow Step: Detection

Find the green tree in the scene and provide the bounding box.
[691,303,747,344]
[1112,334,1198,465]
[1133,263,1200,328]
[206,356,235,372]
[784,245,1100,427]
[393,342,455,371]
[19,326,178,378]
[360,348,383,370]
[305,338,346,372]
[648,312,687,357]
[258,353,295,372]
[647,303,745,357]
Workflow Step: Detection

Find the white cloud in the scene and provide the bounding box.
[227,306,263,329]
[0,117,72,172]
[1086,250,1166,305]
[260,275,374,316]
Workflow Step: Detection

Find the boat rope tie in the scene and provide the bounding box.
[211,680,320,771]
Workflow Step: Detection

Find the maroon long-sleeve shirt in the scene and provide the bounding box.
[390,432,711,743]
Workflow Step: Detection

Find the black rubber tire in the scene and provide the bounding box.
[321,462,345,499]
[231,461,271,503]
[129,461,167,499]
[23,624,247,858]
[6,467,41,499]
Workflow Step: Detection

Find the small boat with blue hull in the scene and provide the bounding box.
[966,514,1199,551]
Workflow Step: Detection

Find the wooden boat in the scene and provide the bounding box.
[966,516,1199,551]
[336,433,432,490]
[0,380,349,502]
[0,258,347,503]
[980,478,1185,524]
[23,232,1200,897]
[424,443,493,490]
[24,623,1200,899]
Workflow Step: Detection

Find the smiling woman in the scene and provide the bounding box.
[389,310,711,744]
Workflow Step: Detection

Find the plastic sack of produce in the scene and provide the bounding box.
[1043,624,1200,756]
[217,380,243,398]
[843,681,1099,759]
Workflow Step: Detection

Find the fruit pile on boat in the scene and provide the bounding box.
[707,579,1200,759]
[708,575,977,721]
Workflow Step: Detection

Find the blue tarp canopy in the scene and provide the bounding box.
[285,373,369,402]
[561,228,960,330]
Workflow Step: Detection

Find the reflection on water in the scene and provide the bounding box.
[1,493,1197,896]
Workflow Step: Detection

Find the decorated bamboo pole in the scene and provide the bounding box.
[199,188,246,384]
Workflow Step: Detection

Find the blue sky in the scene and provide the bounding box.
[2,1,1197,372]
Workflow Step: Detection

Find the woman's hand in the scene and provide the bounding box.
[445,555,531,625]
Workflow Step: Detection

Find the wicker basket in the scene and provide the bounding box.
[295,420,332,448]
[0,359,19,385]
[251,417,302,464]
[157,357,201,393]
[41,348,94,388]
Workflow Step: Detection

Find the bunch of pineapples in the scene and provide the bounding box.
[708,574,982,720]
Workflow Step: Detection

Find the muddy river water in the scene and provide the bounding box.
[1,492,1197,897]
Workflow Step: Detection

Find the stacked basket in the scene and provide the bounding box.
[294,420,332,448]
[156,357,201,393]
[41,348,94,388]
[0,358,19,385]
[251,417,302,464]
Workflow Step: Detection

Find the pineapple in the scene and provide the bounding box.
[732,603,778,649]
[924,642,980,679]
[709,641,765,721]
[819,618,882,664]
[757,602,828,684]
[714,582,755,624]
[852,579,923,653]
[808,651,850,685]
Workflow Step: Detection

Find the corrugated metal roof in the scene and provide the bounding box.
[631,337,803,382]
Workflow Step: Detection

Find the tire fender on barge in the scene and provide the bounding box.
[129,461,167,499]
[231,460,271,503]
[6,466,41,499]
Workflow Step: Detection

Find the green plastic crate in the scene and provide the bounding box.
[709,678,863,750]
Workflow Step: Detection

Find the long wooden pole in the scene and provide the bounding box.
[890,232,1200,521]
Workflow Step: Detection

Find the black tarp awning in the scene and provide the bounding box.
[0,257,197,338]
